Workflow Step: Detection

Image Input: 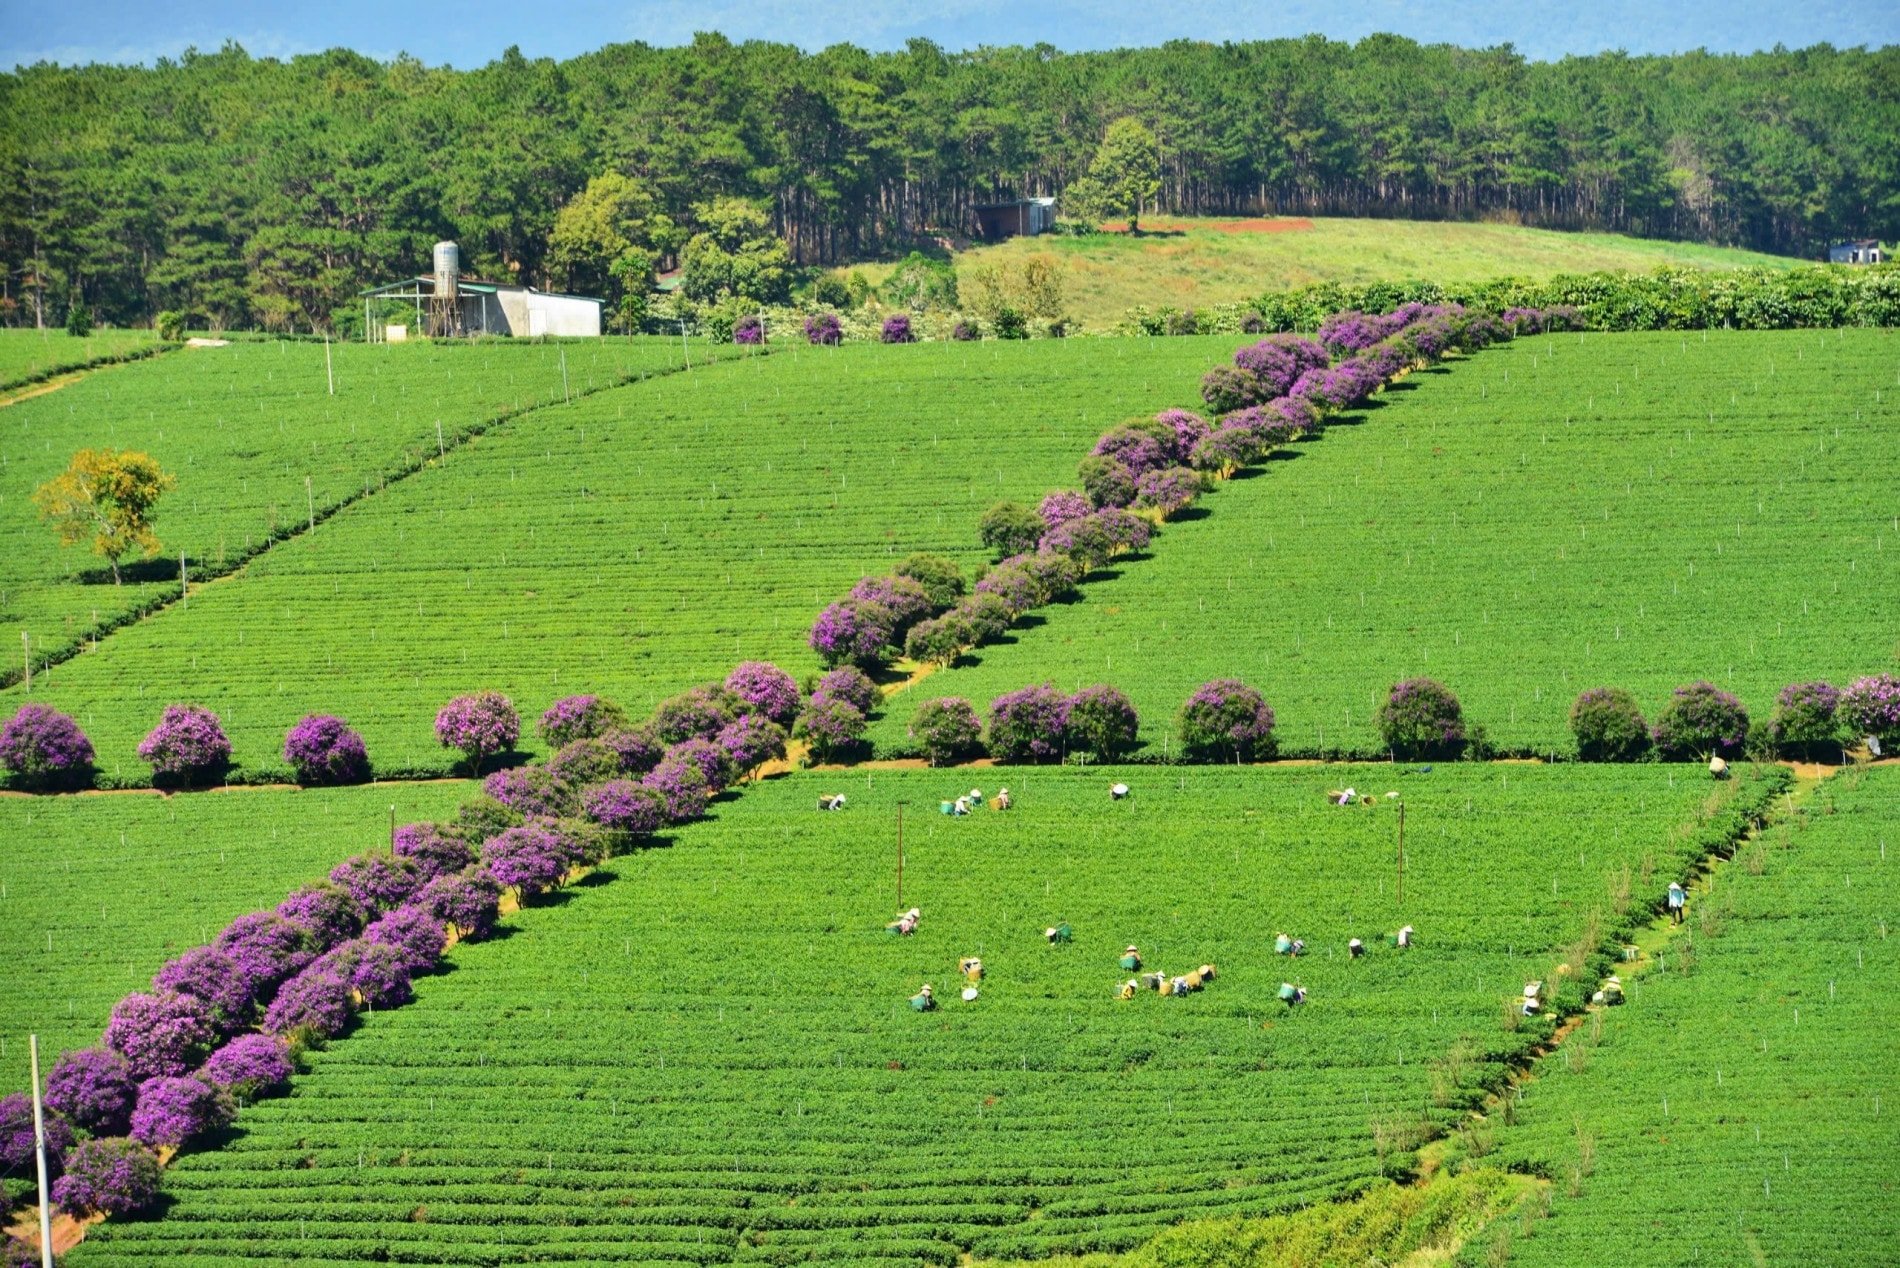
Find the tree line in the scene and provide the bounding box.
[1,33,1895,332]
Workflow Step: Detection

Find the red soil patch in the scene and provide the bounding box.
[1094,217,1314,235]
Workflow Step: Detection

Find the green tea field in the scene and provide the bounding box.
[0,329,166,392]
[63,763,1781,1266]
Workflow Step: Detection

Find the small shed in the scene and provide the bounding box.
[973,197,1058,242]
[358,277,604,339]
[1828,239,1884,265]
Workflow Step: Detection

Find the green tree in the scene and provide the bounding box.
[33,448,178,585]
[548,171,675,307]
[64,287,92,336]
[679,197,792,306]
[1058,173,1119,232]
[1084,118,1162,232]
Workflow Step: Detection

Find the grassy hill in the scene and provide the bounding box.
[0,328,165,392]
[843,217,1799,330]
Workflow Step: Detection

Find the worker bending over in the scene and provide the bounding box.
[909,984,936,1012]
[1120,944,1143,971]
[888,907,921,936]
[1044,923,1073,944]
[958,956,985,983]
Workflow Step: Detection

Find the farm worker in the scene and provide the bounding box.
[968,788,984,806]
[993,788,1013,810]
[1274,933,1293,955]
[1110,782,1130,801]
[1708,755,1730,779]
[888,907,920,936]
[952,797,972,816]
[1394,925,1414,949]
[1139,972,1166,992]
[1666,882,1687,925]
[817,793,847,811]
[1333,787,1358,806]
[1278,982,1306,1006]
[909,984,936,1012]
[1182,970,1203,991]
[1289,938,1306,957]
[1044,923,1073,944]
[1197,963,1217,982]
[1521,981,1543,1016]
[959,957,985,982]
[1120,945,1143,971]
[1348,938,1365,958]
[1169,975,1192,996]
[1117,979,1138,1000]
[1592,975,1625,1006]
[939,800,956,815]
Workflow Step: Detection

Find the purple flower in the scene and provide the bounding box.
[880,313,916,343]
[812,666,878,716]
[434,691,520,773]
[1065,685,1140,761]
[44,1047,138,1136]
[152,946,254,1029]
[214,913,314,996]
[51,1137,161,1218]
[734,314,766,345]
[547,736,620,786]
[665,737,737,793]
[951,319,979,341]
[104,991,217,1079]
[414,869,502,941]
[717,714,787,777]
[1190,426,1257,471]
[1652,680,1750,759]
[1318,310,1381,354]
[1378,678,1468,758]
[725,662,801,726]
[795,697,867,763]
[199,1034,293,1098]
[988,684,1071,762]
[364,906,449,974]
[1091,426,1172,478]
[262,964,355,1038]
[137,704,230,783]
[653,684,743,744]
[313,939,414,1009]
[482,822,574,895]
[804,313,843,346]
[1841,673,1900,743]
[1,1091,73,1177]
[277,881,367,951]
[537,694,627,748]
[1153,409,1211,462]
[581,779,669,835]
[0,704,95,789]
[600,725,666,776]
[1038,490,1093,531]
[282,714,369,785]
[328,853,422,916]
[809,599,897,667]
[644,753,711,821]
[484,763,576,818]
[1133,466,1203,517]
[129,1075,232,1148]
[1177,679,1276,762]
[850,575,933,635]
[391,822,476,881]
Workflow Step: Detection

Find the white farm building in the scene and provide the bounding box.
[359,241,604,339]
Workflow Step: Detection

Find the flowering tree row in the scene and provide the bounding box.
[1571,674,1900,762]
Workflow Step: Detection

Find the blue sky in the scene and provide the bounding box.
[5,0,1894,69]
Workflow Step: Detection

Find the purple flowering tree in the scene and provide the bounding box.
[538,694,627,748]
[1,1091,73,1178]
[795,697,867,764]
[152,946,255,1031]
[1189,426,1256,472]
[44,1047,139,1136]
[717,714,787,781]
[734,314,766,345]
[1651,681,1750,759]
[414,869,502,941]
[137,703,230,785]
[329,853,422,916]
[1133,466,1203,518]
[988,685,1070,762]
[665,737,738,792]
[581,779,669,835]
[601,725,666,776]
[1065,685,1140,762]
[1038,490,1093,532]
[813,666,878,715]
[548,736,621,787]
[1378,678,1468,759]
[262,964,356,1039]
[809,599,897,668]
[653,684,744,744]
[1841,673,1900,745]
[129,1075,234,1148]
[1091,425,1173,478]
[1768,681,1842,754]
[104,990,217,1079]
[850,575,933,637]
[392,822,477,881]
[910,698,983,766]
[214,912,314,996]
[804,313,843,346]
[1039,514,1116,571]
[364,906,449,974]
[482,823,575,896]
[314,940,414,1008]
[277,881,367,951]
[51,1137,161,1217]
[725,662,801,726]
[1569,687,1651,761]
[484,764,577,818]
[1177,680,1276,762]
[0,704,95,790]
[282,714,370,785]
[881,313,916,343]
[199,1033,294,1100]
[1154,409,1211,462]
[434,691,520,774]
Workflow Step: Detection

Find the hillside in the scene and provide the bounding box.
[844,218,1798,330]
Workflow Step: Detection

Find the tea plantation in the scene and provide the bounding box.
[64,764,1776,1266]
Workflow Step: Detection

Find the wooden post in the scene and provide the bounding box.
[179,551,188,608]
[21,631,28,693]
[560,348,570,403]
[305,475,315,530]
[30,1035,53,1268]
[324,335,335,396]
[436,420,445,457]
[895,801,908,906]
[389,805,396,854]
[679,319,691,371]
[1396,800,1406,909]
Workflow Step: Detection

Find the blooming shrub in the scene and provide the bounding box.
[391,823,476,881]
[282,714,370,785]
[812,666,878,716]
[804,313,843,346]
[262,964,355,1039]
[104,991,217,1079]
[1038,490,1093,531]
[904,611,976,666]
[482,823,575,896]
[0,704,94,790]
[954,592,1014,643]
[1189,426,1255,472]
[794,697,867,763]
[1039,514,1116,571]
[851,575,934,637]
[414,868,502,940]
[152,946,254,1029]
[1652,680,1750,759]
[972,559,1041,616]
[910,698,983,766]
[328,853,422,916]
[1318,310,1381,354]
[1,1091,72,1177]
[881,313,916,343]
[1767,681,1842,752]
[1840,673,1900,744]
[893,553,966,611]
[809,599,896,667]
[483,763,576,818]
[44,1048,139,1136]
[137,703,230,784]
[581,779,669,835]
[734,314,765,345]
[600,726,666,776]
[276,881,367,951]
[1177,680,1276,762]
[653,683,744,744]
[1377,678,1467,759]
[129,1075,233,1148]
[434,691,520,773]
[667,737,738,792]
[718,714,787,778]
[52,1137,161,1217]
[364,906,449,974]
[1568,687,1651,761]
[214,913,314,996]
[1077,454,1138,509]
[1092,424,1174,478]
[199,1034,293,1099]
[726,662,802,726]
[1154,409,1211,461]
[951,319,979,341]
[988,685,1070,762]
[643,754,711,822]
[547,737,622,787]
[978,501,1046,558]
[1133,466,1203,518]
[538,694,627,748]
[1065,685,1139,761]
[447,794,524,844]
[315,939,414,1008]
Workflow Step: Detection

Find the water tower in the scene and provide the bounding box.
[428,240,461,336]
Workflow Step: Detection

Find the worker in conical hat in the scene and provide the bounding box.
[909,983,936,1011]
[1709,755,1730,779]
[958,956,984,982]
[1117,979,1138,1000]
[1044,923,1072,944]
[1110,782,1130,800]
[1278,982,1306,1005]
[1666,881,1687,925]
[993,788,1012,810]
[1348,938,1365,958]
[1119,944,1142,971]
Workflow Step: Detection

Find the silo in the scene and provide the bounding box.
[432,241,459,300]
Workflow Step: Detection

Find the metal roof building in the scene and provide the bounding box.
[359,243,604,339]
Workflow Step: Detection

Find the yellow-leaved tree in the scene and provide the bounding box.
[33,448,178,585]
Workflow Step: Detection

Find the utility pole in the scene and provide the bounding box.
[30,1034,53,1268]
[1395,799,1406,909]
[895,801,908,906]
[324,335,335,396]
[389,805,396,854]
